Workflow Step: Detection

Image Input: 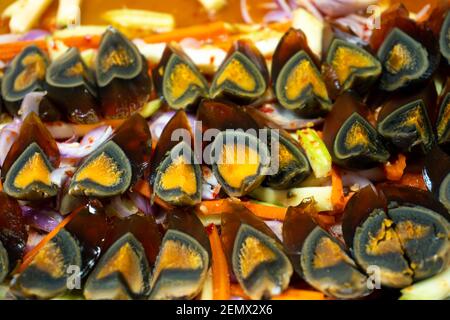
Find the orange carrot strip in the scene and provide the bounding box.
[133,179,173,210]
[46,119,125,138]
[17,207,81,273]
[134,179,152,198]
[141,22,229,43]
[241,202,287,221]
[271,289,326,300]
[384,153,407,181]
[60,34,101,50]
[230,284,250,299]
[399,172,427,190]
[207,224,231,300]
[71,120,125,136]
[0,39,47,61]
[0,35,100,62]
[0,22,228,62]
[197,200,287,221]
[331,166,346,211]
[197,199,228,215]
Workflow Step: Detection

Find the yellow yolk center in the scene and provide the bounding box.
[216,57,256,91]
[278,143,295,167]
[160,156,197,195]
[217,144,260,189]
[168,63,203,100]
[395,220,430,243]
[313,237,353,269]
[153,239,203,280]
[101,47,133,72]
[97,243,143,294]
[345,122,369,149]
[437,101,450,139]
[284,59,328,100]
[404,105,426,137]
[65,62,85,77]
[332,46,375,85]
[14,152,52,189]
[75,152,122,186]
[14,54,46,91]
[386,43,413,73]
[31,240,64,278]
[238,235,276,279]
[366,219,404,255]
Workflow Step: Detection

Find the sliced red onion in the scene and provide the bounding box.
[328,223,343,240]
[0,119,21,166]
[21,206,63,233]
[108,196,139,218]
[129,191,153,215]
[47,122,77,140]
[335,14,372,41]
[264,220,283,241]
[149,111,176,141]
[202,166,221,200]
[57,125,113,159]
[24,231,45,254]
[311,0,377,18]
[289,0,299,9]
[258,103,324,130]
[179,37,202,49]
[19,29,51,41]
[263,10,291,23]
[0,34,22,44]
[296,0,324,20]
[240,0,254,24]
[50,166,76,187]
[415,4,431,21]
[18,91,46,120]
[275,0,293,17]
[341,169,373,191]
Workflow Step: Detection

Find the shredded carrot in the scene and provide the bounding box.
[0,22,228,62]
[0,39,47,61]
[71,119,124,136]
[59,35,101,50]
[142,21,229,44]
[331,166,346,212]
[17,207,81,273]
[134,179,152,198]
[133,179,173,210]
[384,153,407,181]
[271,288,326,300]
[230,284,326,300]
[399,172,427,190]
[241,202,287,220]
[0,35,100,62]
[197,199,287,221]
[46,119,125,138]
[207,224,231,300]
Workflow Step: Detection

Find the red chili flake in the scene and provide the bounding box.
[205,223,215,234]
[259,104,274,113]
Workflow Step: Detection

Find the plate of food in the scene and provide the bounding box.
[0,0,448,301]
